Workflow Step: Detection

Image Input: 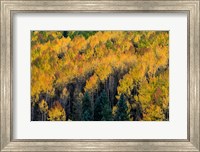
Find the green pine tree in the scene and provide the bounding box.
[114,94,129,121]
[94,97,103,121]
[101,103,113,121]
[72,92,82,121]
[81,92,93,121]
[94,90,112,121]
[73,101,82,120]
[101,90,112,121]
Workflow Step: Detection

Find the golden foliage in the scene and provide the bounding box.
[48,101,66,121]
[137,70,169,121]
[31,31,169,121]
[85,74,99,92]
[38,99,48,113]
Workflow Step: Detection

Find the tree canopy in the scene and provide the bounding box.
[31,31,169,121]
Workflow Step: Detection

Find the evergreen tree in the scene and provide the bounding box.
[94,90,112,121]
[94,97,102,121]
[114,94,129,121]
[102,103,112,121]
[72,90,83,121]
[81,92,93,121]
[72,97,82,121]
[101,90,112,121]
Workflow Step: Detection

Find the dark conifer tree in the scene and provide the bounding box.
[114,94,129,121]
[101,103,112,121]
[81,92,93,121]
[101,90,112,121]
[94,97,102,121]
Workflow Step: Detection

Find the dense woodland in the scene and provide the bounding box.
[31,31,169,121]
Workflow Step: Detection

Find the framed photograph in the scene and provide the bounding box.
[0,0,199,151]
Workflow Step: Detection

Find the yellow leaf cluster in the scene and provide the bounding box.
[39,99,48,113]
[48,101,66,121]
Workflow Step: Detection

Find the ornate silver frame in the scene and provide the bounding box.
[1,0,199,151]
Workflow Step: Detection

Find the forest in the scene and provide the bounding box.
[31,31,169,121]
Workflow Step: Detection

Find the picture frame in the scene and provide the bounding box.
[0,0,199,151]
